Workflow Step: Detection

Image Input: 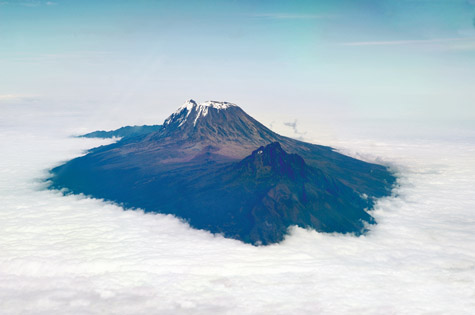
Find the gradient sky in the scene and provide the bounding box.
[1,0,475,131]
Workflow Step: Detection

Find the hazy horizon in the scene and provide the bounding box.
[1,0,475,128]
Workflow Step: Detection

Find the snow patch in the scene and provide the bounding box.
[194,105,209,126]
[200,100,237,110]
[164,99,237,127]
[178,99,197,113]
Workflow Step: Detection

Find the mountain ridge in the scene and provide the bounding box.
[49,99,395,245]
[79,125,162,139]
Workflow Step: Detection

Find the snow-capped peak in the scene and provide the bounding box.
[177,99,198,112]
[200,100,237,109]
[164,99,237,127]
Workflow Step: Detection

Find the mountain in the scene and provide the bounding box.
[49,100,395,245]
[79,125,162,139]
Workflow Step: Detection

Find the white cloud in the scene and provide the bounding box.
[340,37,475,48]
[0,109,474,314]
[12,0,57,7]
[0,94,24,100]
[251,13,336,20]
[19,0,40,7]
[0,94,39,102]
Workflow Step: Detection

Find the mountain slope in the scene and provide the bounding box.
[79,125,162,139]
[49,100,395,245]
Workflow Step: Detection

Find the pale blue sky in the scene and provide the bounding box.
[1,0,475,130]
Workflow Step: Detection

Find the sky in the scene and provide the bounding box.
[1,0,475,132]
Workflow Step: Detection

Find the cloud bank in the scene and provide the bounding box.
[0,113,474,314]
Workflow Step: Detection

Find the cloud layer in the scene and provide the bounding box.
[1,114,474,314]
